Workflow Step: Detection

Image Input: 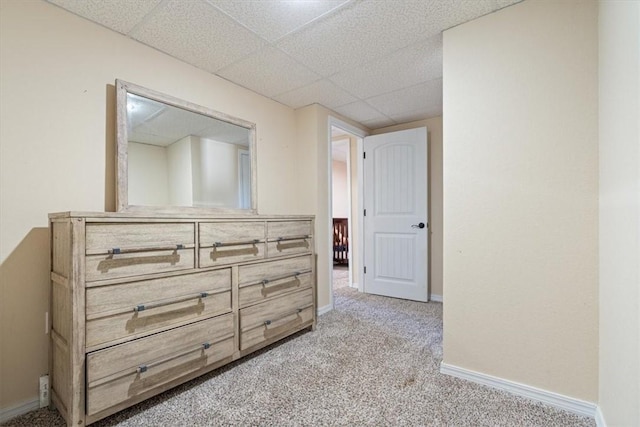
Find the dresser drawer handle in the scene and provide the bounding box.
[210,239,261,248]
[260,269,312,286]
[276,235,310,242]
[108,244,186,255]
[263,307,306,327]
[135,341,219,374]
[263,316,305,340]
[133,291,215,312]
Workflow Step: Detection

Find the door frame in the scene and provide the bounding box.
[327,116,367,310]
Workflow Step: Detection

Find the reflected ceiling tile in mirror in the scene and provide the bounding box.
[126,93,250,147]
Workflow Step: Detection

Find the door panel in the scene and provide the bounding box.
[364,127,428,301]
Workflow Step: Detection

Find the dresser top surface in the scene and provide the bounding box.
[49,211,315,221]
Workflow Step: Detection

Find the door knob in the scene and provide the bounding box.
[411,222,426,229]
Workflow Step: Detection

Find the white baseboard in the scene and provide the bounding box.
[317,304,332,316]
[0,397,40,423]
[350,282,358,289]
[430,294,442,302]
[440,362,597,418]
[595,406,607,427]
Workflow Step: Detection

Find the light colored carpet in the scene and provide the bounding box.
[3,287,594,427]
[333,266,350,289]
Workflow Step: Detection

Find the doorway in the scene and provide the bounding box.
[327,121,430,305]
[328,121,364,305]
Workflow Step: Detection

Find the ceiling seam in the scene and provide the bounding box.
[126,0,172,37]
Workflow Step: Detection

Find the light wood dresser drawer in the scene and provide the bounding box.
[49,212,315,426]
[238,256,313,308]
[239,287,313,350]
[266,221,312,258]
[86,314,234,416]
[85,269,232,350]
[85,223,195,282]
[199,222,265,268]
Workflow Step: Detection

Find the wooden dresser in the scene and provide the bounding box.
[49,212,315,426]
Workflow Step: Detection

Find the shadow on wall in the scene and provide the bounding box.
[0,227,50,406]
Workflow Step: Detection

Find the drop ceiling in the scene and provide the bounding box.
[47,0,519,129]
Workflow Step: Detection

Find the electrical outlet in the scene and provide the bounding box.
[39,375,49,408]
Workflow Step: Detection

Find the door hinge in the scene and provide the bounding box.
[363,209,367,216]
[363,152,366,159]
[364,266,367,274]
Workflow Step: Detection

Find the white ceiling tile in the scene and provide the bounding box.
[217,47,319,97]
[333,101,389,124]
[130,0,265,73]
[47,0,162,33]
[275,80,357,109]
[389,106,443,124]
[495,0,522,8]
[208,0,350,42]
[277,1,433,76]
[361,117,397,130]
[366,79,442,118]
[330,34,442,99]
[277,0,507,77]
[434,0,504,30]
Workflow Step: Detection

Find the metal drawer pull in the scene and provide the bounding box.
[136,341,213,374]
[108,244,185,255]
[263,307,305,326]
[133,291,211,312]
[260,269,312,286]
[211,239,261,248]
[276,235,310,242]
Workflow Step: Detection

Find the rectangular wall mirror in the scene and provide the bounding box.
[116,80,257,214]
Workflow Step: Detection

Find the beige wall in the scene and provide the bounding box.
[197,138,240,208]
[598,0,640,424]
[128,142,170,205]
[167,136,194,206]
[332,159,349,218]
[0,0,301,409]
[372,117,443,299]
[442,0,598,401]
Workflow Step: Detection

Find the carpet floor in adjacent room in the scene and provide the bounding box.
[3,285,594,427]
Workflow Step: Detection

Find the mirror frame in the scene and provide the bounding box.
[115,79,257,214]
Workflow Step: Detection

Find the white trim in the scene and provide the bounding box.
[0,398,40,423]
[439,363,597,418]
[328,117,368,139]
[317,304,333,316]
[356,135,364,293]
[429,294,443,302]
[327,120,335,312]
[350,282,359,289]
[595,406,607,427]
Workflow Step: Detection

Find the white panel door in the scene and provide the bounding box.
[364,127,428,301]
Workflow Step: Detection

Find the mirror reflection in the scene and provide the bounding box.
[125,92,252,210]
